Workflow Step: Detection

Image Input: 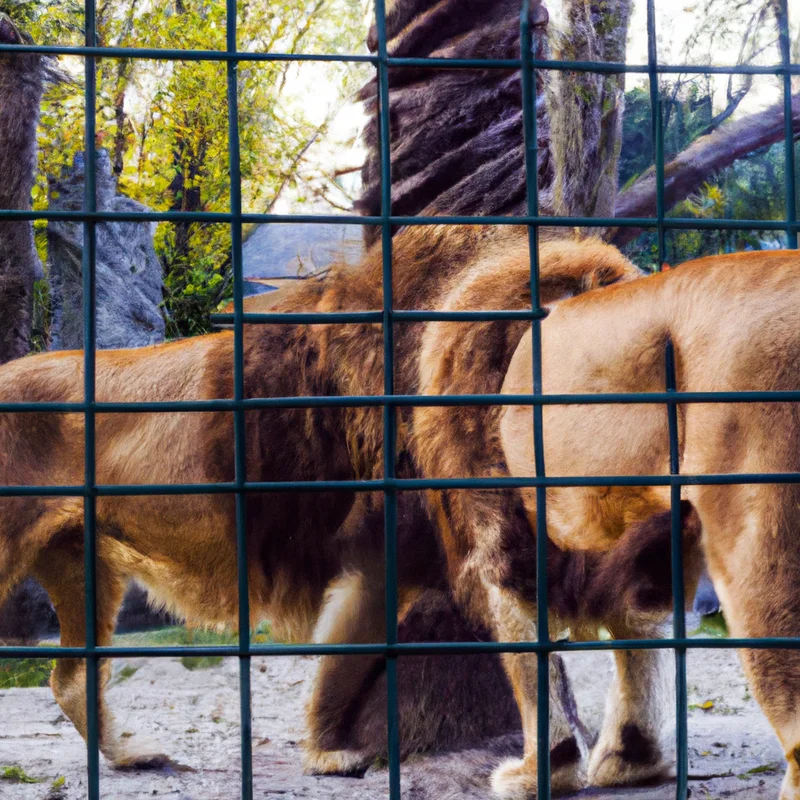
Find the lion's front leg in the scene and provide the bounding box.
[303,570,386,776]
[487,585,589,799]
[33,536,178,770]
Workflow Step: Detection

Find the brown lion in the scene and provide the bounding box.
[0,225,703,787]
[0,227,752,796]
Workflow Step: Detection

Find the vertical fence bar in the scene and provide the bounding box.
[225,2,253,797]
[374,1,401,797]
[646,0,666,268]
[82,2,100,798]
[666,342,688,798]
[778,0,798,249]
[520,2,550,796]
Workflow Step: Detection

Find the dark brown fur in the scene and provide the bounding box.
[0,228,694,779]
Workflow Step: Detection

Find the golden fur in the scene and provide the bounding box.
[0,227,641,773]
[415,248,800,798]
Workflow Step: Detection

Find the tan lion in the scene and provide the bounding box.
[414,247,800,798]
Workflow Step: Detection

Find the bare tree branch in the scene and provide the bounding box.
[612,92,800,246]
[263,129,322,215]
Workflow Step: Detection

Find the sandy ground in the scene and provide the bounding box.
[0,625,788,799]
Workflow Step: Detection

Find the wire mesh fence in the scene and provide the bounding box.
[0,0,798,799]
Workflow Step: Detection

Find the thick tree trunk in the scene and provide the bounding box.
[0,15,44,364]
[613,92,800,246]
[356,0,552,245]
[547,0,633,220]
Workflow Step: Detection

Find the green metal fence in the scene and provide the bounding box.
[0,0,798,798]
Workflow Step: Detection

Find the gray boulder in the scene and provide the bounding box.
[47,149,165,350]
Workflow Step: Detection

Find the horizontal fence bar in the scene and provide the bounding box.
[6,389,800,414]
[0,41,797,77]
[4,636,800,660]
[209,309,549,325]
[10,471,800,497]
[0,208,795,232]
[212,311,382,325]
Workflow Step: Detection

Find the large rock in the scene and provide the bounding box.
[47,148,165,350]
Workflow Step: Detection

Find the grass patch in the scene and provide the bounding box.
[690,611,729,639]
[1,765,42,783]
[112,622,272,671]
[109,664,139,687]
[737,762,781,779]
[0,658,54,689]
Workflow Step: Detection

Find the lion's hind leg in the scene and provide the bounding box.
[698,490,800,800]
[303,570,386,777]
[486,585,589,799]
[32,528,178,771]
[585,502,704,788]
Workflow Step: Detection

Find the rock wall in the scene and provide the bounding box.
[47,148,165,350]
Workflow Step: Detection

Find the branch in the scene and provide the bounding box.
[263,129,321,215]
[612,92,800,246]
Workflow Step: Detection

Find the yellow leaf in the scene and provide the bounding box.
[700,700,714,710]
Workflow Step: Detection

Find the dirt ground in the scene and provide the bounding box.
[0,621,788,799]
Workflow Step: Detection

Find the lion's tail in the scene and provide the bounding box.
[547,500,704,622]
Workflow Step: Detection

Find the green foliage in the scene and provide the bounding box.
[0,0,84,44]
[0,657,54,688]
[1,765,43,783]
[620,79,795,271]
[13,0,371,340]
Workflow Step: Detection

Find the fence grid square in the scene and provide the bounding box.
[0,1,797,798]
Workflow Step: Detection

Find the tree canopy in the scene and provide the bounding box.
[2,0,371,339]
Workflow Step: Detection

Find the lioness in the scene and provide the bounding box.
[415,248,800,799]
[0,228,652,773]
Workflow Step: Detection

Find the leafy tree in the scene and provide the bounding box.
[4,0,371,340]
[619,76,796,270]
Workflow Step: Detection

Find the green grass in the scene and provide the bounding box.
[113,622,273,671]
[690,611,729,639]
[737,762,781,779]
[1,623,274,686]
[1,765,42,783]
[0,658,55,689]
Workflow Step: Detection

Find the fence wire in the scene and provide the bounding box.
[0,0,798,799]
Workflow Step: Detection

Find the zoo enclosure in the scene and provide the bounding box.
[0,0,799,798]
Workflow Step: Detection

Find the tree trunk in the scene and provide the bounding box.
[0,15,45,364]
[547,0,633,221]
[356,0,552,246]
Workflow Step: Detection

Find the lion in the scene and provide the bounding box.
[413,247,800,799]
[0,226,661,774]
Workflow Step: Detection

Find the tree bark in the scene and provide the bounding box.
[0,15,45,364]
[612,91,800,246]
[547,0,634,220]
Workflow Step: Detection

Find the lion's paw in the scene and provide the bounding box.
[780,758,800,800]
[588,725,668,787]
[110,737,193,772]
[490,752,585,800]
[490,758,538,800]
[302,747,371,777]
